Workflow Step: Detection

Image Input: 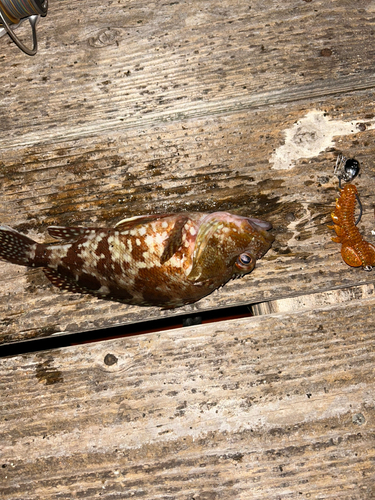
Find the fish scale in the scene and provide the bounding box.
[0,212,274,308]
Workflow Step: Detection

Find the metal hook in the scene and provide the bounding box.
[354,193,363,226]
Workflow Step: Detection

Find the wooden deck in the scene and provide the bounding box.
[1,1,374,498]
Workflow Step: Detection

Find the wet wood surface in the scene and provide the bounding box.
[1,0,375,342]
[1,291,375,499]
[1,1,375,498]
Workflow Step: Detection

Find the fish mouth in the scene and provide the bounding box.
[247,217,273,232]
[247,218,274,247]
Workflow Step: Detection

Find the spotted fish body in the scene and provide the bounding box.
[0,212,274,308]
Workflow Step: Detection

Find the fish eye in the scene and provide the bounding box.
[235,253,255,271]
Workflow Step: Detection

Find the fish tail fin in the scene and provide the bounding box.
[0,225,42,267]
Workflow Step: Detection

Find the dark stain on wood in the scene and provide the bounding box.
[35,358,64,385]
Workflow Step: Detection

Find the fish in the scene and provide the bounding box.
[0,212,274,308]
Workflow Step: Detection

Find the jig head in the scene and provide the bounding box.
[334,153,362,225]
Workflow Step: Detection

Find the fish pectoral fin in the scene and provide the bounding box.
[115,214,173,231]
[160,215,190,264]
[43,268,102,295]
[47,226,95,241]
[43,268,87,294]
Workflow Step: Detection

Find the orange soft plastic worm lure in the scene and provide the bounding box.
[329,184,375,270]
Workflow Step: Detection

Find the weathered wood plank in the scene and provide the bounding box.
[1,0,375,342]
[1,99,375,343]
[2,0,375,147]
[1,296,374,499]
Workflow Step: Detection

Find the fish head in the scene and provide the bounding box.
[187,212,274,284]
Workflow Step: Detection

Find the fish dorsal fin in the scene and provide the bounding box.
[160,215,190,264]
[115,214,173,231]
[47,226,94,241]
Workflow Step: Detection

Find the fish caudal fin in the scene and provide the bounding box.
[0,225,40,266]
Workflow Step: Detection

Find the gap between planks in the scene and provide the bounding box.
[1,283,373,359]
[251,282,375,316]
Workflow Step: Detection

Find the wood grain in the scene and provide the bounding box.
[2,2,375,495]
[1,0,375,342]
[2,0,375,148]
[1,295,374,499]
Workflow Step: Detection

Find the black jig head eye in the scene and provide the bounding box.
[343,158,360,182]
[334,154,360,187]
[333,154,362,225]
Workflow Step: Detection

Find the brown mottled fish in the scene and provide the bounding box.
[0,212,273,308]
